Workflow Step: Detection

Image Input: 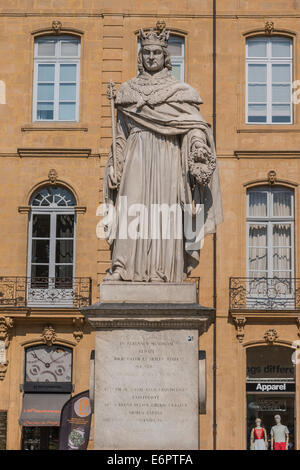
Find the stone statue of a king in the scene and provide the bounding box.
[103,27,222,283]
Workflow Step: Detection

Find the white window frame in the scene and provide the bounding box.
[246,36,293,125]
[33,35,81,122]
[27,207,76,281]
[246,186,295,279]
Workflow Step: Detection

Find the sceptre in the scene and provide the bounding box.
[107,79,117,189]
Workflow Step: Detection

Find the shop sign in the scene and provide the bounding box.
[246,382,295,392]
[59,390,92,450]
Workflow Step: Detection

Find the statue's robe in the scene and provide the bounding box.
[103,68,222,282]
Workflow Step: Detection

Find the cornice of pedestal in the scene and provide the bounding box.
[82,302,215,334]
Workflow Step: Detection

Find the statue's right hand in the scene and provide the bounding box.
[108,165,118,189]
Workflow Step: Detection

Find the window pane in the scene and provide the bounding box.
[31,240,49,263]
[272,64,291,83]
[248,192,267,217]
[59,102,76,120]
[38,64,55,82]
[37,83,54,100]
[31,265,49,278]
[168,42,183,56]
[61,41,79,56]
[272,84,290,103]
[273,271,292,281]
[272,104,291,123]
[272,39,291,58]
[248,271,268,279]
[55,265,73,279]
[249,225,267,247]
[248,64,267,82]
[59,84,76,101]
[56,240,73,263]
[247,39,267,57]
[248,104,267,123]
[37,102,53,120]
[273,191,292,216]
[37,41,55,57]
[60,64,77,82]
[248,84,267,102]
[273,248,291,271]
[56,215,74,238]
[32,214,50,238]
[171,63,182,81]
[273,224,291,247]
[249,248,268,271]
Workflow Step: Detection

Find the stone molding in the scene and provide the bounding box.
[17,148,91,158]
[83,302,214,334]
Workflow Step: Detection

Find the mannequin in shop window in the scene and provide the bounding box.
[250,418,268,450]
[271,414,289,450]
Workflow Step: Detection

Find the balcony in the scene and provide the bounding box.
[0,277,92,308]
[229,277,300,313]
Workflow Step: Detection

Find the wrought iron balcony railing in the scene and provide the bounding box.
[229,277,300,311]
[0,277,92,308]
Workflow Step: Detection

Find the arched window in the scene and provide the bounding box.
[33,35,81,121]
[27,186,76,294]
[247,186,294,280]
[246,36,293,124]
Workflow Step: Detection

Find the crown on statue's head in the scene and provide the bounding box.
[139,27,170,48]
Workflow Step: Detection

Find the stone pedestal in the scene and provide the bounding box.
[82,282,214,450]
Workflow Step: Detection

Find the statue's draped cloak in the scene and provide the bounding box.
[103,69,223,282]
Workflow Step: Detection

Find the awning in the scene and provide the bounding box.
[19,393,70,427]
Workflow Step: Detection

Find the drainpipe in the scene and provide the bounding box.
[212,0,217,451]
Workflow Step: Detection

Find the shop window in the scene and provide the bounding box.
[246,346,295,450]
[0,411,7,450]
[33,35,81,121]
[246,36,293,124]
[27,186,76,305]
[22,426,59,450]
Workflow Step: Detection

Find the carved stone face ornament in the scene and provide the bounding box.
[264,328,278,344]
[42,325,56,346]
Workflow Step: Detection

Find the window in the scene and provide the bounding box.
[246,36,293,124]
[0,411,7,450]
[246,186,294,280]
[28,186,76,296]
[33,35,81,121]
[168,35,185,81]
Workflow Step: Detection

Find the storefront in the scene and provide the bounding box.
[246,345,296,450]
[19,344,72,450]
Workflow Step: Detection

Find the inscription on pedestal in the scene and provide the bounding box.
[94,329,199,450]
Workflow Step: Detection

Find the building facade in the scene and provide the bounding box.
[0,0,300,450]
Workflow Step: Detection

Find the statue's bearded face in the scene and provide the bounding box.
[142,45,164,73]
